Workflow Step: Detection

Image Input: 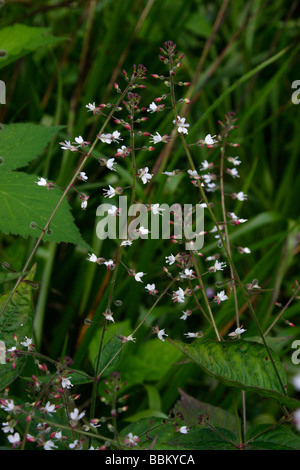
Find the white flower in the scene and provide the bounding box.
[44,401,56,415]
[172,287,185,303]
[78,172,88,181]
[87,253,98,263]
[99,133,112,144]
[210,260,226,272]
[145,283,157,294]
[188,169,200,179]
[147,102,158,113]
[44,440,57,450]
[61,377,73,389]
[179,426,189,434]
[106,158,116,171]
[173,116,189,134]
[215,290,228,304]
[204,134,217,145]
[107,205,118,216]
[135,272,146,282]
[157,329,168,341]
[121,239,132,246]
[103,310,114,322]
[200,160,212,170]
[238,247,251,254]
[151,203,165,215]
[233,191,247,201]
[206,183,217,192]
[150,132,163,144]
[104,259,115,269]
[123,432,140,447]
[74,136,89,147]
[138,226,149,236]
[35,177,48,187]
[180,268,194,279]
[202,173,213,184]
[292,373,300,391]
[227,167,240,178]
[1,399,15,412]
[180,310,192,320]
[293,409,300,431]
[227,156,241,165]
[138,167,153,184]
[86,102,96,112]
[111,130,122,142]
[165,254,176,265]
[103,185,116,198]
[70,408,85,421]
[20,337,33,348]
[2,422,15,433]
[184,331,203,338]
[228,327,247,338]
[60,140,77,151]
[7,433,20,445]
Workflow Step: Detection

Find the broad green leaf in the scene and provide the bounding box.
[246,424,300,450]
[121,417,237,450]
[0,171,89,248]
[0,24,64,70]
[0,265,36,391]
[95,336,122,376]
[170,339,300,409]
[0,123,64,171]
[173,388,238,434]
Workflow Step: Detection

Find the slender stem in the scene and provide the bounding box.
[264,283,300,337]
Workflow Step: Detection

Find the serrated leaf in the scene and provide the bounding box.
[0,265,36,391]
[0,24,64,70]
[0,123,64,171]
[0,171,89,248]
[170,339,300,409]
[246,424,300,450]
[173,388,238,433]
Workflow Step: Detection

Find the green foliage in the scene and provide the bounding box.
[0,265,36,390]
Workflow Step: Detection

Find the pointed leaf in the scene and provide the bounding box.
[170,339,300,409]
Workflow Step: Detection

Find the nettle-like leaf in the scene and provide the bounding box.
[170,339,300,409]
[0,123,64,171]
[0,265,36,391]
[246,424,300,450]
[0,122,90,248]
[0,24,64,70]
[120,417,237,450]
[0,171,89,248]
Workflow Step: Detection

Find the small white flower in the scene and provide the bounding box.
[7,432,20,445]
[134,272,146,282]
[150,132,163,144]
[107,205,118,216]
[200,160,212,171]
[204,134,217,145]
[103,185,116,198]
[173,116,189,134]
[180,310,192,320]
[138,226,149,236]
[104,259,115,269]
[179,426,189,434]
[184,331,203,338]
[180,268,194,279]
[215,290,228,304]
[86,102,96,112]
[238,247,251,254]
[2,421,15,433]
[292,373,300,391]
[227,167,240,178]
[228,327,247,338]
[106,158,116,171]
[138,167,153,184]
[70,408,85,421]
[61,377,73,389]
[81,199,88,210]
[187,169,200,179]
[44,440,57,450]
[74,136,89,147]
[121,239,133,246]
[147,102,158,113]
[165,254,176,265]
[60,140,77,151]
[44,401,56,415]
[20,337,33,348]
[1,399,15,412]
[172,287,185,303]
[99,133,112,144]
[151,203,165,215]
[78,172,88,181]
[210,260,226,272]
[157,329,168,341]
[145,283,157,294]
[87,253,98,263]
[111,130,122,142]
[35,177,48,187]
[206,183,217,192]
[233,191,247,201]
[293,409,300,431]
[227,156,241,166]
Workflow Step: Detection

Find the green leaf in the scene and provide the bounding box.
[95,335,122,376]
[0,24,64,70]
[121,417,237,450]
[0,123,64,171]
[0,270,27,286]
[0,171,89,248]
[246,424,300,450]
[0,265,36,391]
[173,388,238,434]
[170,339,300,409]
